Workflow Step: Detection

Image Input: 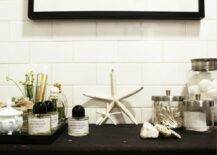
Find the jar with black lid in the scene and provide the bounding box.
[68,105,89,137]
[28,102,51,135]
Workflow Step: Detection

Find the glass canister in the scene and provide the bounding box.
[187,58,217,125]
[183,94,214,132]
[152,90,185,129]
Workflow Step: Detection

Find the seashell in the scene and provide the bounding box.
[198,79,213,92]
[188,85,200,96]
[155,124,181,139]
[140,122,159,139]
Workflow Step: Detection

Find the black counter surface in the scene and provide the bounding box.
[0,124,216,155]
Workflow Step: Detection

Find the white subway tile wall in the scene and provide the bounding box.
[0,0,216,124]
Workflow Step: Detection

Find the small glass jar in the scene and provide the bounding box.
[68,105,89,137]
[187,58,217,125]
[56,93,67,122]
[28,113,51,135]
[50,83,67,122]
[152,90,185,129]
[28,102,51,135]
[183,94,214,132]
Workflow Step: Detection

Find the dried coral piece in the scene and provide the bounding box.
[155,124,181,139]
[13,97,34,112]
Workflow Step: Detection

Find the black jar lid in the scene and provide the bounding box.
[72,105,85,118]
[44,100,56,112]
[33,102,47,114]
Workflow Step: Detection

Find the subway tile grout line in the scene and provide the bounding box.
[0,39,216,42]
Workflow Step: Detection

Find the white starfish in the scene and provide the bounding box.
[83,69,143,125]
[96,103,122,125]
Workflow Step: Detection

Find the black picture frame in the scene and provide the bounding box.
[28,0,205,20]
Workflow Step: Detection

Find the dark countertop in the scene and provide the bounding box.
[0,124,216,155]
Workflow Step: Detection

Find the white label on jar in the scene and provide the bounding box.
[68,119,89,135]
[184,111,208,132]
[28,117,51,135]
[51,114,58,130]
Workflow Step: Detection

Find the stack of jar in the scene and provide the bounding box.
[28,74,67,135]
[152,58,216,132]
[187,58,217,127]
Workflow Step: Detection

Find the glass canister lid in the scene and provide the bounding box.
[184,94,214,107]
[152,90,184,102]
[191,58,217,71]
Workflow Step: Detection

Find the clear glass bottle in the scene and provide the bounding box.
[52,83,67,122]
[187,58,217,126]
[45,100,58,132]
[152,90,185,129]
[28,102,51,135]
[68,105,89,137]
[183,94,214,132]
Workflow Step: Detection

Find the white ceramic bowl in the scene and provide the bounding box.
[0,100,23,135]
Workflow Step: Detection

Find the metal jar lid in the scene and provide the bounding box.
[184,94,214,107]
[191,58,217,71]
[152,90,184,102]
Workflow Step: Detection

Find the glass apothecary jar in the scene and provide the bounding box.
[152,90,185,129]
[183,94,214,132]
[187,58,217,99]
[187,58,217,125]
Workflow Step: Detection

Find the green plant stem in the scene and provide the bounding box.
[7,77,25,97]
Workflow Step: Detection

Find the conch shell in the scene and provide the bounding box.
[155,124,181,139]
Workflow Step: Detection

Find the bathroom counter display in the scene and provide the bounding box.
[0,124,216,155]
